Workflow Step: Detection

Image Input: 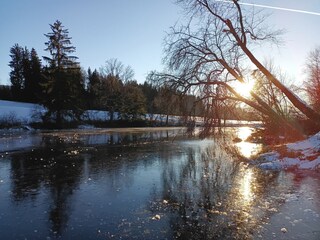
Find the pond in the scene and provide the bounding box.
[0,127,319,239]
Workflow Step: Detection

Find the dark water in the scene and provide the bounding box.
[0,127,319,239]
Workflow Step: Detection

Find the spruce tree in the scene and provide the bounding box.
[9,44,25,100]
[22,47,32,101]
[28,48,43,102]
[43,20,78,69]
[9,44,43,102]
[87,68,102,109]
[42,20,84,126]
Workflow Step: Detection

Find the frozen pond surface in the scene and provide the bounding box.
[0,127,319,239]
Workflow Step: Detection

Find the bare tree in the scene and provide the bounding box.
[304,46,320,112]
[100,58,134,83]
[252,60,302,119]
[152,0,320,135]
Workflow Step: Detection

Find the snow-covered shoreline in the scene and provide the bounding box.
[2,100,320,170]
[252,132,320,170]
[0,100,45,123]
[0,100,183,125]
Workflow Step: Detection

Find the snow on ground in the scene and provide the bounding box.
[254,132,320,170]
[2,100,320,170]
[0,100,45,123]
[0,100,183,125]
[0,100,263,127]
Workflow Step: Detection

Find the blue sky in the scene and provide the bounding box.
[1,0,320,85]
[0,0,180,84]
[251,0,320,83]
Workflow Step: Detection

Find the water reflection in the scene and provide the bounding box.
[9,141,85,236]
[239,168,254,204]
[237,127,252,140]
[0,129,185,239]
[0,128,319,239]
[0,127,184,153]
[152,138,283,239]
[235,127,262,158]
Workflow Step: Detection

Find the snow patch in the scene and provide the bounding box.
[254,132,320,170]
[77,124,96,129]
[0,100,45,123]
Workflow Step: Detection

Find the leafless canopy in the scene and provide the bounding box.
[152,0,320,129]
[101,58,135,83]
[154,0,283,116]
[304,47,320,111]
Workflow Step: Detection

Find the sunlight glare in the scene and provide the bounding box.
[240,168,254,204]
[237,127,252,141]
[236,142,262,158]
[234,81,254,98]
[236,127,262,158]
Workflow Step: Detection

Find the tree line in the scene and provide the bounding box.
[4,4,319,136]
[0,20,207,127]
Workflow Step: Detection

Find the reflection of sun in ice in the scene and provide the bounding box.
[236,127,262,158]
[240,168,254,204]
[234,81,254,98]
[232,167,257,225]
[237,142,260,158]
[237,127,252,141]
[236,128,256,202]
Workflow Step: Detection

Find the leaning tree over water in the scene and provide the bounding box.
[152,0,320,137]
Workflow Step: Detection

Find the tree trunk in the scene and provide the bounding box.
[110,110,114,122]
[224,19,320,124]
[56,110,62,128]
[245,45,320,122]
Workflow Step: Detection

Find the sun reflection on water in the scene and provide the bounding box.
[235,127,262,159]
[236,142,261,158]
[228,166,258,230]
[240,168,254,204]
[237,127,252,141]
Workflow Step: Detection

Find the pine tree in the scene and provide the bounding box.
[9,44,25,100]
[9,44,43,103]
[22,47,32,101]
[43,20,78,69]
[42,20,84,126]
[28,48,43,102]
[87,68,102,109]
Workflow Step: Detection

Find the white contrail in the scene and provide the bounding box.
[215,0,320,16]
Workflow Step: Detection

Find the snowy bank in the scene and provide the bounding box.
[1,100,263,128]
[253,132,320,170]
[0,100,183,125]
[0,100,45,123]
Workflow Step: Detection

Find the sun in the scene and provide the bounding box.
[233,80,254,98]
